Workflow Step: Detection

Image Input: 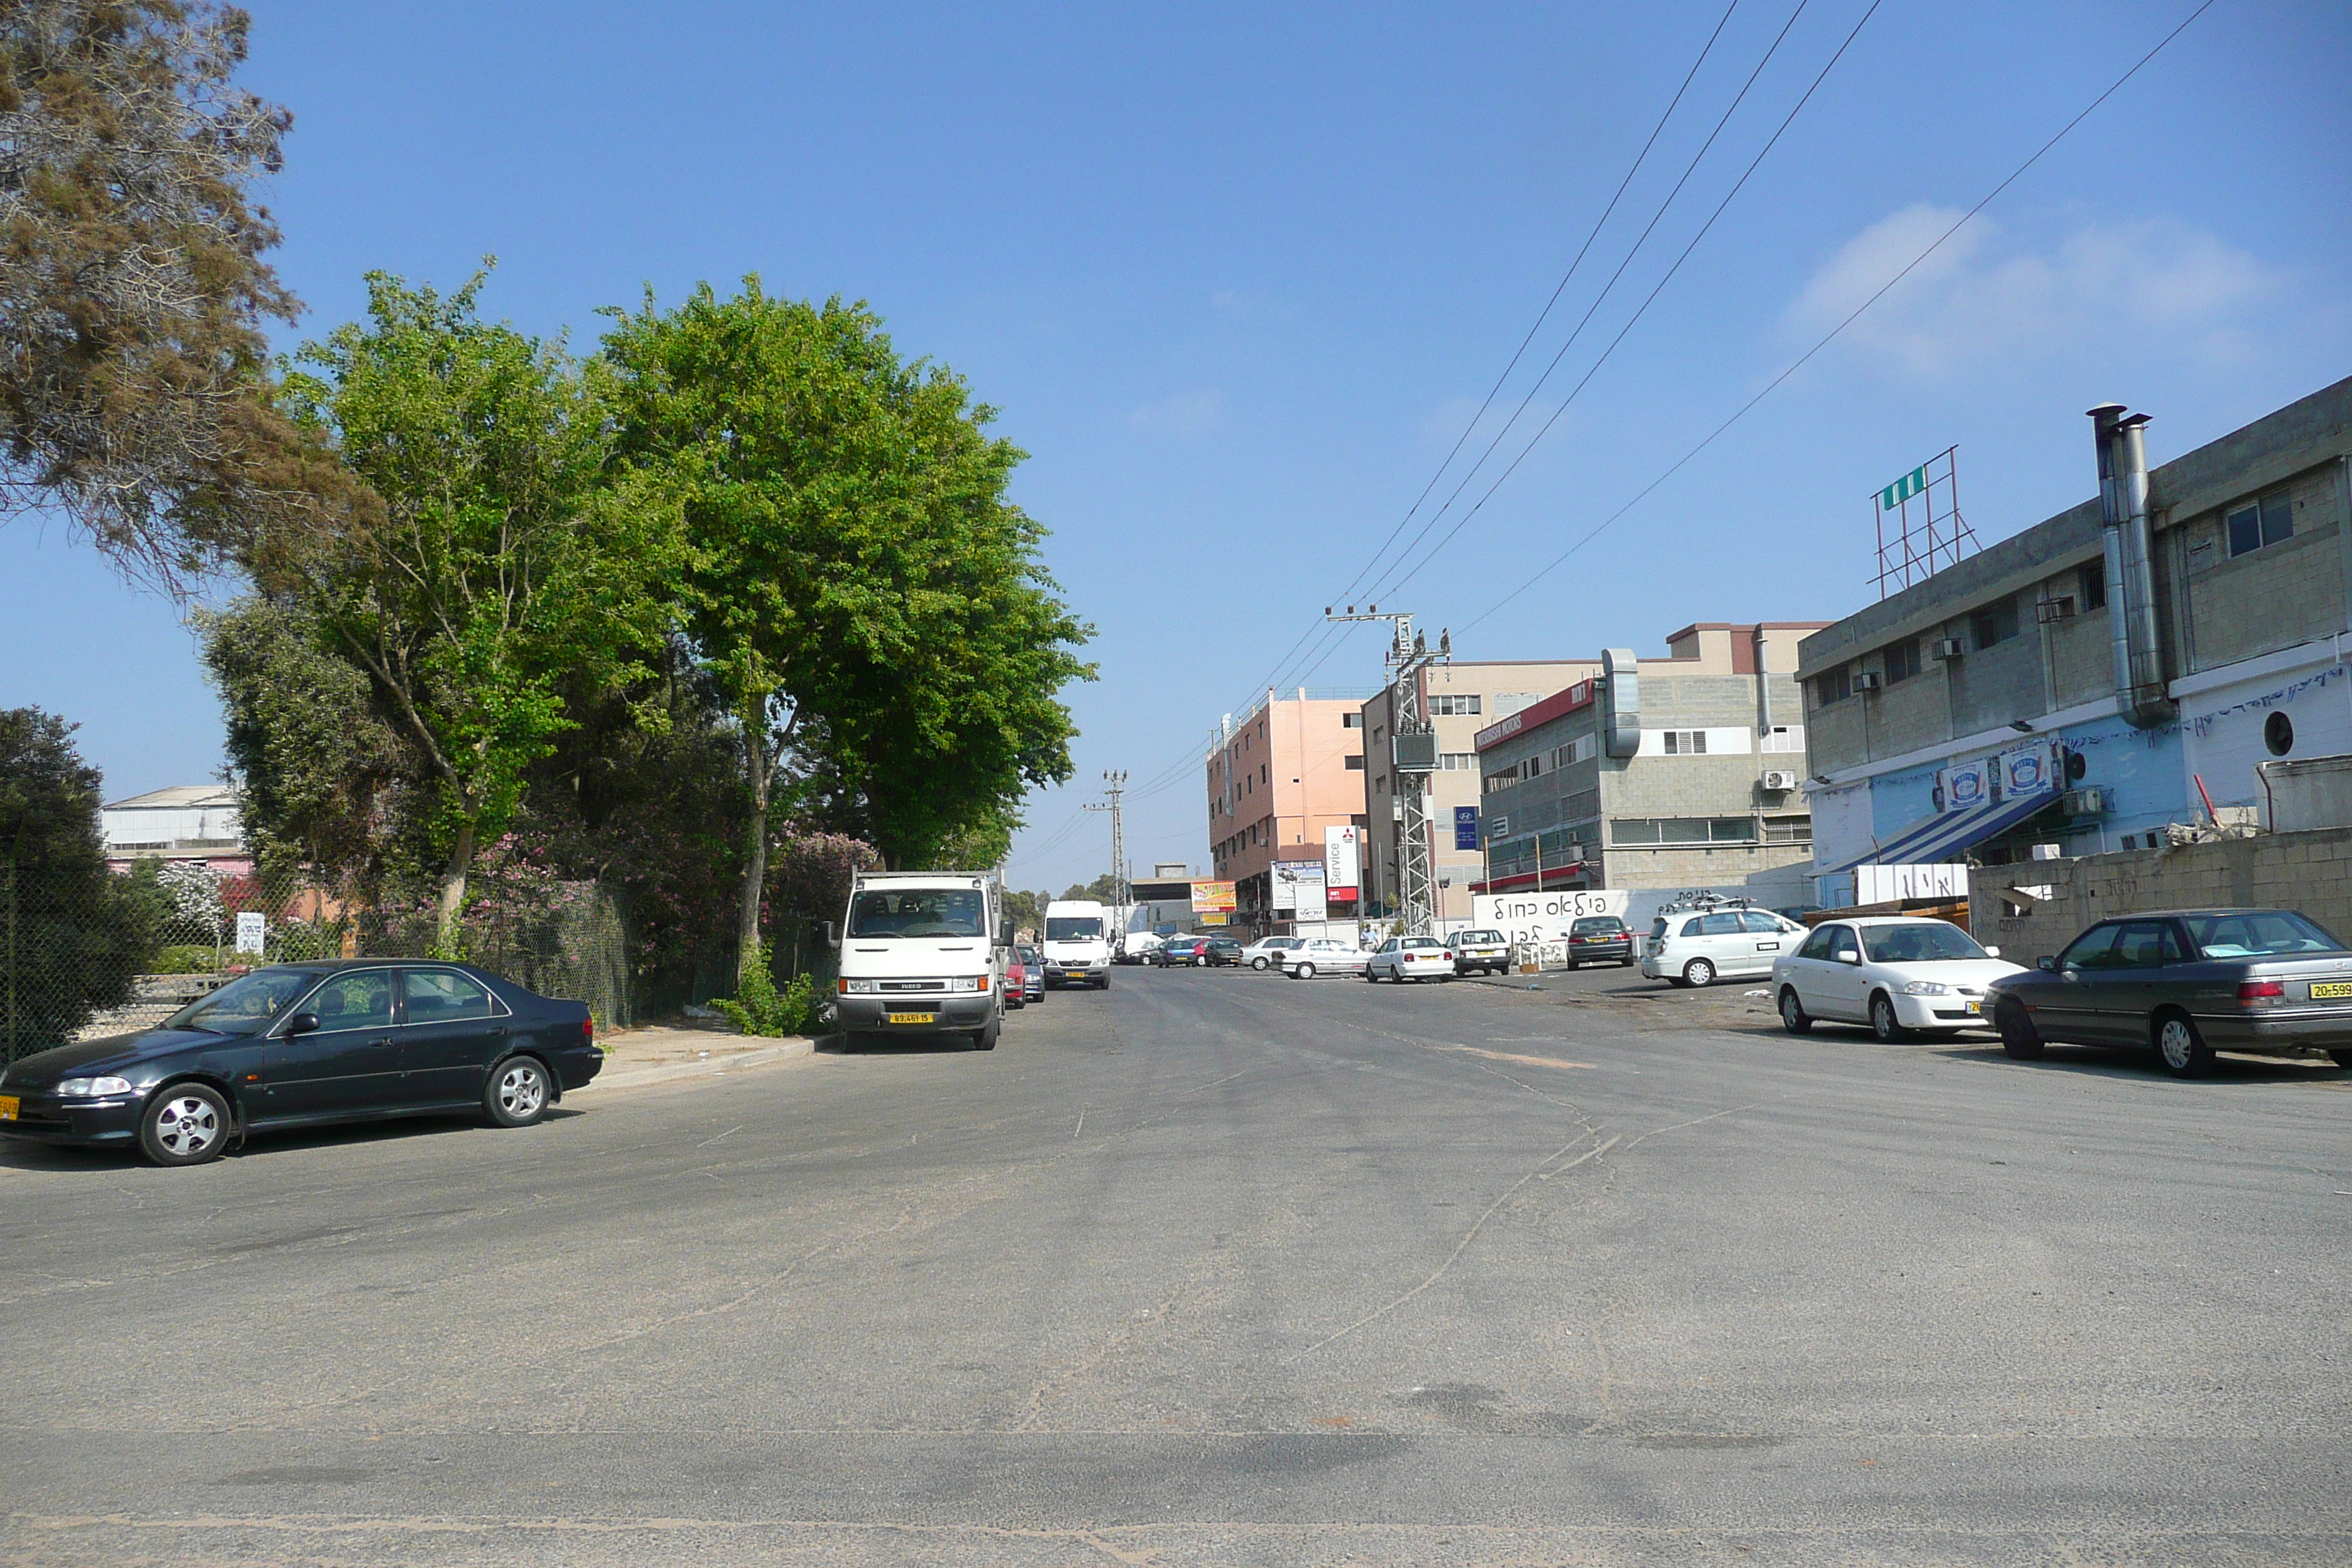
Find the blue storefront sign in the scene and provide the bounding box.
[1455,805,1480,850]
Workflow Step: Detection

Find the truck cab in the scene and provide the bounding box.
[1042,900,1112,988]
[832,872,1011,1049]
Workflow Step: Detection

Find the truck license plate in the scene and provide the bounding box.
[886,1012,936,1025]
[2310,981,2352,1000]
[0,1094,15,1121]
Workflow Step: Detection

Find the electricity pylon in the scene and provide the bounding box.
[1324,604,1451,935]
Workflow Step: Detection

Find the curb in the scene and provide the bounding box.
[580,1036,817,1092]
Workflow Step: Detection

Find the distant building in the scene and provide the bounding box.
[1358,657,1600,921]
[1797,376,2352,905]
[1471,623,1826,905]
[102,785,250,875]
[1205,688,1374,930]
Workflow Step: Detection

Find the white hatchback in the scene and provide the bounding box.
[1282,938,1369,979]
[1640,907,1808,988]
[1366,935,1455,983]
[1771,916,2024,1041]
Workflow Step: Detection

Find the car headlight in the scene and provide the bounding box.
[839,978,876,994]
[1899,981,1950,995]
[965,976,991,992]
[56,1076,135,1098]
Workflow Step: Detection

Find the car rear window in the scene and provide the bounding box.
[2182,911,2343,958]
[1571,918,1621,934]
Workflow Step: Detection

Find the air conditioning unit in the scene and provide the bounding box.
[2061,786,2108,817]
[1852,670,1884,691]
[2037,597,2078,624]
[1931,638,1967,660]
[1760,770,1799,792]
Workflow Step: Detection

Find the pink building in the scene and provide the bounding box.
[1205,689,1372,931]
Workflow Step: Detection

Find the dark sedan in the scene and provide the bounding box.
[1986,908,2352,1078]
[1017,944,1047,1004]
[1565,916,1635,968]
[0,960,600,1166]
[1202,935,1245,967]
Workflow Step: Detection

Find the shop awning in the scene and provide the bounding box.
[1816,791,2059,875]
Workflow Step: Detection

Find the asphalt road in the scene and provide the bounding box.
[4,962,2350,1567]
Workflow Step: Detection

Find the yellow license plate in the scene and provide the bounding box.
[886,1012,936,1025]
[2310,981,2352,1000]
[0,1094,16,1121]
[1966,1000,1983,1015]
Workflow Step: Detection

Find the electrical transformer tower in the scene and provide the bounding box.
[1325,606,1450,936]
[1083,770,1129,933]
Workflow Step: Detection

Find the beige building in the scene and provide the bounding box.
[1205,689,1373,929]
[1357,660,1598,921]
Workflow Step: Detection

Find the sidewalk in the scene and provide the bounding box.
[581,1019,820,1092]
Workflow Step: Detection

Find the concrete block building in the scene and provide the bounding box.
[1469,623,1825,902]
[1798,376,2352,903]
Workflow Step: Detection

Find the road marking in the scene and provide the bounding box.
[1432,1044,1594,1071]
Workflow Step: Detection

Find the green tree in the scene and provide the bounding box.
[0,708,159,1059]
[269,271,678,951]
[600,282,1092,971]
[1059,873,1123,902]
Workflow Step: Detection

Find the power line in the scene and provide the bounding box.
[1459,0,2220,633]
[1354,0,1816,603]
[1374,0,1885,602]
[1331,0,1747,608]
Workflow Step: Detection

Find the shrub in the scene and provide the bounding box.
[148,944,222,974]
[710,943,823,1036]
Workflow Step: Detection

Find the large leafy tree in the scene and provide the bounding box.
[0,1,359,586]
[268,271,678,951]
[600,282,1090,971]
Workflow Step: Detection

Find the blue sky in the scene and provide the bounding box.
[2,0,2343,894]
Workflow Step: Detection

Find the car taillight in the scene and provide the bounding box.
[2239,979,2286,1005]
[584,1017,595,1046]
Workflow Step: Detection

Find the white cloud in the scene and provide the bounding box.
[1789,206,2283,376]
[1128,390,1224,438]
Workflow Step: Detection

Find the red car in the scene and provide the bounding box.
[1003,954,1028,1008]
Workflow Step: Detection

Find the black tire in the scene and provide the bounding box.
[972,1026,998,1052]
[2332,1048,2352,1069]
[1619,956,1635,968]
[138,1081,230,1166]
[1251,957,1270,970]
[2155,1011,2212,1078]
[1683,958,1716,989]
[1869,992,1907,1044]
[485,1055,553,1127]
[1098,973,1109,989]
[1996,1000,2044,1060]
[1778,988,1813,1035]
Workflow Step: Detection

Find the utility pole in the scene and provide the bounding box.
[1084,770,1129,938]
[1325,603,1450,936]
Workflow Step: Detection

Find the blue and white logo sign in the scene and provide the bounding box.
[1937,758,1989,812]
[1454,805,1479,850]
[1999,742,2059,799]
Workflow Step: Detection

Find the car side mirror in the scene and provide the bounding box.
[1837,951,1862,965]
[1982,944,2000,958]
[2037,956,2056,972]
[823,921,840,950]
[284,1011,320,1036]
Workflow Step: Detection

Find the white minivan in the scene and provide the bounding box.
[1042,900,1112,988]
[1640,905,1809,988]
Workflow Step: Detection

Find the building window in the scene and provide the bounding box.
[1351,814,1368,829]
[1374,774,1387,793]
[2226,489,2294,557]
[1760,725,1803,754]
[1763,816,1813,843]
[1815,667,1851,707]
[1612,817,1756,845]
[1344,755,1365,771]
[1969,597,2021,650]
[1440,751,1477,770]
[1343,712,1362,728]
[1662,730,1707,755]
[2078,562,2107,611]
[1884,639,1920,684]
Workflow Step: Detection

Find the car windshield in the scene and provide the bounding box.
[1571,918,1621,934]
[2182,911,2344,958]
[1045,916,1103,941]
[849,889,985,938]
[1860,923,1986,963]
[1018,946,1040,962]
[161,968,318,1036]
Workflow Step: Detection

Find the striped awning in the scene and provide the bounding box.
[1816,790,2060,875]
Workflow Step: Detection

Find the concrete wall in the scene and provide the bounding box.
[1969,826,2352,968]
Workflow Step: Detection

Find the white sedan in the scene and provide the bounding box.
[1771,916,2025,1042]
[1240,935,1303,971]
[1365,935,1455,983]
[1281,938,1369,979]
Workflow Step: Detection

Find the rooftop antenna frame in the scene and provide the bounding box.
[1872,446,1978,599]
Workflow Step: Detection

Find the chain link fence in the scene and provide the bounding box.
[1,857,639,1066]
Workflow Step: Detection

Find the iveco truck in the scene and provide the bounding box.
[830,872,1010,1050]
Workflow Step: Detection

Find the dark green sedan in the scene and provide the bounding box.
[1984,908,2352,1078]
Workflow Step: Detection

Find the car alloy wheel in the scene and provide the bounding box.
[487,1056,551,1127]
[1779,988,1812,1035]
[1870,993,1906,1044]
[1683,958,1716,988]
[140,1084,229,1166]
[1252,957,1269,970]
[2156,1012,2212,1078]
[1295,962,1316,979]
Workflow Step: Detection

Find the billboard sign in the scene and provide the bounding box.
[1453,805,1479,850]
[1998,741,2059,800]
[1323,826,1361,903]
[1471,889,1631,946]
[1936,757,1989,813]
[1271,860,1322,913]
[1189,879,1235,916]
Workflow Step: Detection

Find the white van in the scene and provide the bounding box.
[1640,903,1808,988]
[1042,900,1112,988]
[831,872,1011,1049]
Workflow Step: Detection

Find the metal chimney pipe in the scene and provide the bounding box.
[2087,403,2134,709]
[2115,413,2174,728]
